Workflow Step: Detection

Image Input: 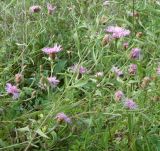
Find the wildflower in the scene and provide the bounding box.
[5,83,20,99]
[112,66,123,77]
[102,34,112,46]
[56,112,71,124]
[29,5,41,13]
[47,76,60,88]
[105,26,130,38]
[141,77,150,88]
[15,73,23,84]
[157,66,160,75]
[123,42,129,49]
[130,48,141,59]
[114,90,124,101]
[95,72,104,77]
[42,44,62,59]
[128,64,137,75]
[124,99,137,109]
[47,3,56,15]
[70,64,87,74]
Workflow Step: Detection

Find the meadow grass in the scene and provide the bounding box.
[0,0,160,150]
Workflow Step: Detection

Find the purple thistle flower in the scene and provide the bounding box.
[95,72,104,77]
[29,5,41,13]
[42,44,62,55]
[47,76,60,88]
[106,26,130,38]
[5,83,20,99]
[112,66,123,77]
[157,66,160,75]
[124,99,137,109]
[70,64,87,74]
[114,90,124,101]
[128,64,137,75]
[47,3,56,15]
[56,112,71,124]
[130,48,141,59]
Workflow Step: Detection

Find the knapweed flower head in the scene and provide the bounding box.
[124,99,137,109]
[105,26,130,38]
[47,76,60,88]
[47,3,56,15]
[95,72,104,77]
[70,64,87,74]
[56,112,71,124]
[112,66,123,77]
[114,90,124,101]
[29,5,41,13]
[123,42,129,49]
[130,48,141,59]
[128,64,137,75]
[42,44,62,55]
[5,83,20,99]
[157,66,160,75]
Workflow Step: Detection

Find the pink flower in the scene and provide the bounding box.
[106,26,130,38]
[112,66,123,77]
[47,76,60,87]
[47,3,56,15]
[115,90,124,101]
[128,64,137,75]
[5,83,20,99]
[29,5,41,13]
[56,112,71,124]
[95,72,104,77]
[157,66,160,75]
[123,42,129,49]
[124,99,137,109]
[42,44,62,55]
[70,64,87,74]
[130,48,141,59]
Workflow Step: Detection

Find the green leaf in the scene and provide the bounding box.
[36,129,49,139]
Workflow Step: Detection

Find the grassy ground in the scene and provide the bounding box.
[0,0,160,150]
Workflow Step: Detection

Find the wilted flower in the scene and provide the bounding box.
[128,64,137,75]
[157,66,160,75]
[56,112,71,124]
[123,42,129,49]
[29,5,41,13]
[70,64,87,74]
[114,90,124,101]
[105,26,130,38]
[102,34,112,46]
[5,83,20,99]
[136,32,143,38]
[42,44,62,59]
[130,48,141,59]
[95,72,104,77]
[15,73,23,84]
[47,76,60,88]
[47,3,56,15]
[141,77,150,88]
[112,66,123,77]
[124,99,137,109]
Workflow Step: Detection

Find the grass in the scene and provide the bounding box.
[0,0,160,150]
